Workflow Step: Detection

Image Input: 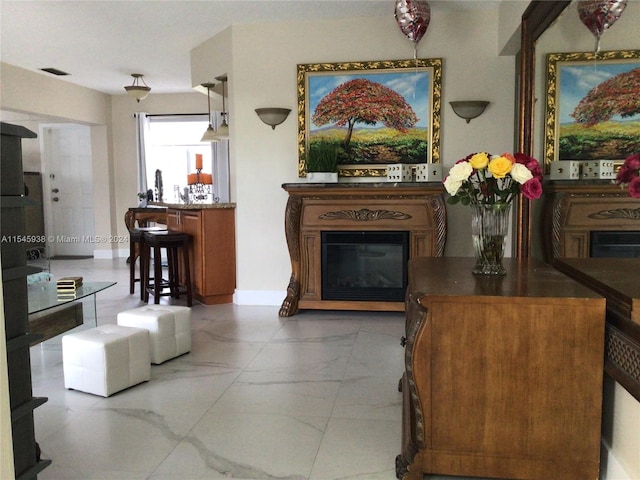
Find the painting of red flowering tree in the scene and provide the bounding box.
[544,50,640,167]
[297,59,442,177]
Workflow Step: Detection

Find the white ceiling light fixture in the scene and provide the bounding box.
[200,82,220,143]
[124,73,151,102]
[213,75,229,140]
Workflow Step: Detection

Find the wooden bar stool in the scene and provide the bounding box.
[142,230,193,307]
[128,226,166,300]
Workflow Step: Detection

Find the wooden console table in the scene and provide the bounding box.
[398,257,605,480]
[279,183,446,316]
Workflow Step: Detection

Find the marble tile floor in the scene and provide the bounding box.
[29,258,495,480]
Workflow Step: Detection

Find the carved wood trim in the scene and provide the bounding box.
[606,324,640,401]
[319,208,411,221]
[589,208,640,220]
[279,195,303,317]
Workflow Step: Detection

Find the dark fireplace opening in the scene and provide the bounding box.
[321,231,409,302]
[590,231,640,258]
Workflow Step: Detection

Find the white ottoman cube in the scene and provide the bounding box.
[117,305,191,364]
[62,324,151,397]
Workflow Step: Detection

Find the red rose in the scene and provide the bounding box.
[521,177,542,200]
[629,176,640,198]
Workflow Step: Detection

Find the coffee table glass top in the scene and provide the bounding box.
[28,281,117,315]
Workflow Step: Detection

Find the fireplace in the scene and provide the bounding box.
[590,231,640,258]
[279,183,446,316]
[322,231,409,302]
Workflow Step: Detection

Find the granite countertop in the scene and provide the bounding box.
[282,182,443,189]
[149,202,236,210]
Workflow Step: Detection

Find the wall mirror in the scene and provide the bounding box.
[517,0,571,258]
[521,0,640,403]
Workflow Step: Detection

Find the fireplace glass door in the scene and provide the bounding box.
[321,231,409,302]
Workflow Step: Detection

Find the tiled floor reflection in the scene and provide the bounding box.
[30,258,406,480]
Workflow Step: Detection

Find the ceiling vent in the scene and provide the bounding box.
[40,67,70,76]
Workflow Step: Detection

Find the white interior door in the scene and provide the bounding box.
[42,125,95,257]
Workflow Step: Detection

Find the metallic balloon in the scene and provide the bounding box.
[394,0,431,45]
[578,0,627,51]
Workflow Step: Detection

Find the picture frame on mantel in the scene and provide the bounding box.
[544,49,640,170]
[297,58,442,178]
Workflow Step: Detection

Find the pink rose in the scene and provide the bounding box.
[521,177,542,200]
[616,164,637,185]
[623,153,640,170]
[629,176,640,198]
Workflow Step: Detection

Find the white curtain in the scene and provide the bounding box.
[134,112,150,194]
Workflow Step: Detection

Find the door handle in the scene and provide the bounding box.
[52,188,59,193]
[52,197,59,202]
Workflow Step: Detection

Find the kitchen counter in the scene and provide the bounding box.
[149,201,236,210]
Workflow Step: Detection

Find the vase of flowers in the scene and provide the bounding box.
[443,151,543,275]
[615,153,640,198]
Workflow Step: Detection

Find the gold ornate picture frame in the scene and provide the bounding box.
[297,58,442,178]
[544,50,640,169]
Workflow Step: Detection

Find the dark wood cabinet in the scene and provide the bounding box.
[1,122,51,479]
[397,257,606,480]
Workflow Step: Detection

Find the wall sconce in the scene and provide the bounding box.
[449,101,490,123]
[255,108,292,130]
[124,73,151,102]
[200,82,219,143]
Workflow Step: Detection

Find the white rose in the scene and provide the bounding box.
[447,161,473,182]
[510,163,533,184]
[443,176,462,196]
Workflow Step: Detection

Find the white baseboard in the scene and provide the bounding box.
[93,248,129,259]
[601,440,632,480]
[233,290,286,306]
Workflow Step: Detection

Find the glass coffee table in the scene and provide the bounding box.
[28,281,116,345]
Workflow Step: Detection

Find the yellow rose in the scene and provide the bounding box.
[488,155,513,178]
[469,152,489,169]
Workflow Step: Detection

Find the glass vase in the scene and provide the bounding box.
[470,203,511,276]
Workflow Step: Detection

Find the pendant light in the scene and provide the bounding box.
[214,75,229,140]
[200,82,219,142]
[124,73,151,102]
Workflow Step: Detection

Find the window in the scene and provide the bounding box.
[138,114,229,203]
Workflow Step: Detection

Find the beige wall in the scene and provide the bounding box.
[191,10,520,298]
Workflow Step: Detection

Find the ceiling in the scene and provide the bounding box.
[0,0,504,97]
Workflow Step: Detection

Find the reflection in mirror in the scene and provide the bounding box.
[517,1,571,258]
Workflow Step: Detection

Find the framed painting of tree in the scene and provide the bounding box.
[544,50,640,169]
[297,58,442,178]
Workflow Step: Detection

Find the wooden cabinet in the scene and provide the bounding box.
[166,206,235,305]
[397,257,606,480]
[280,183,446,316]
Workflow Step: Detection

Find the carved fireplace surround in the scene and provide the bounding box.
[279,183,446,317]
